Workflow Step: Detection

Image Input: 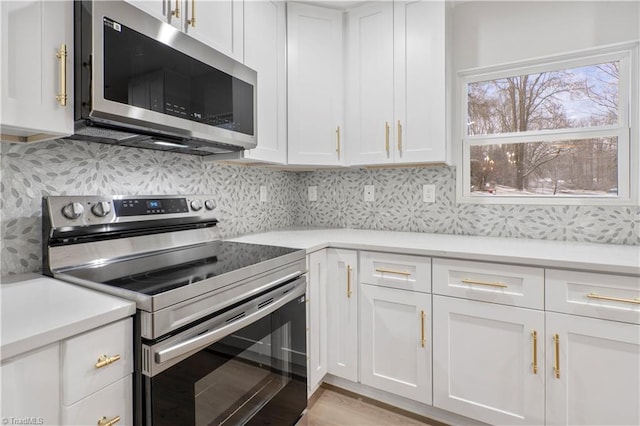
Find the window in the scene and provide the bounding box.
[458,44,638,204]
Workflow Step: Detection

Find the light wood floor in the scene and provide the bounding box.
[298,386,445,426]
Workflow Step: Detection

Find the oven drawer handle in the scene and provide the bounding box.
[154,279,305,364]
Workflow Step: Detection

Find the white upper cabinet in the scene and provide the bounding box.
[346,2,394,165]
[347,1,447,165]
[243,1,287,164]
[393,0,446,163]
[183,0,244,62]
[1,0,73,143]
[126,0,244,62]
[287,2,345,166]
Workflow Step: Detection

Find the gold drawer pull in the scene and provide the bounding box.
[461,278,507,288]
[171,0,180,18]
[187,0,196,27]
[531,330,538,374]
[385,121,390,153]
[420,310,426,348]
[336,126,341,158]
[95,354,121,369]
[347,265,353,298]
[587,293,640,305]
[375,267,411,276]
[397,120,402,152]
[98,415,120,426]
[55,43,67,106]
[553,334,560,379]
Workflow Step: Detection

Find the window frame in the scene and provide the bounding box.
[455,42,639,206]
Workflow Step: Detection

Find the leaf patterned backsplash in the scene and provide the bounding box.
[0,140,299,275]
[1,139,638,275]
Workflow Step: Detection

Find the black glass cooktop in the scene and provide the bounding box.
[63,241,302,296]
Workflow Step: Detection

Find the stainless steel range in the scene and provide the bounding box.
[42,195,307,426]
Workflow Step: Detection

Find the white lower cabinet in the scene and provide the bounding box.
[433,295,545,425]
[545,312,640,426]
[307,249,328,394]
[0,318,133,426]
[326,248,359,382]
[62,375,133,426]
[360,284,431,404]
[0,343,61,425]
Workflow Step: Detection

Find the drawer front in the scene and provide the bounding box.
[360,251,431,293]
[62,374,132,426]
[62,318,133,406]
[546,269,640,324]
[433,258,544,309]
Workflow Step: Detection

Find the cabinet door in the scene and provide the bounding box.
[0,343,60,425]
[307,250,328,395]
[243,1,287,164]
[346,2,394,165]
[287,3,344,166]
[1,0,73,142]
[394,1,446,163]
[62,375,132,426]
[125,0,174,27]
[546,312,640,425]
[360,285,431,404]
[183,0,244,62]
[433,295,545,425]
[326,249,358,382]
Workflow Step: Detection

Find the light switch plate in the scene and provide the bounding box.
[364,185,375,202]
[308,186,318,201]
[260,185,267,203]
[423,184,435,203]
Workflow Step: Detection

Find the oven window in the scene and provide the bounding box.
[194,325,290,425]
[147,296,306,426]
[102,16,254,136]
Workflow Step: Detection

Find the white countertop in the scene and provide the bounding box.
[228,228,640,276]
[0,273,136,361]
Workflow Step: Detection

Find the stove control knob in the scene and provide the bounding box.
[190,199,203,211]
[204,200,216,211]
[61,202,84,220]
[91,201,112,217]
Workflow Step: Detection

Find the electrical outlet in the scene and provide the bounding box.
[364,185,375,202]
[260,185,267,203]
[423,184,435,203]
[308,186,318,201]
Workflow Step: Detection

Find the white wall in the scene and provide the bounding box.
[452,1,640,71]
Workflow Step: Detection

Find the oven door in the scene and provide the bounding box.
[141,277,307,426]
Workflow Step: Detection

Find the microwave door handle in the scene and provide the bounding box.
[154,279,305,364]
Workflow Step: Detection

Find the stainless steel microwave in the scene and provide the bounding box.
[69,0,257,157]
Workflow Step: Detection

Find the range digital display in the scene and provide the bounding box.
[114,198,189,216]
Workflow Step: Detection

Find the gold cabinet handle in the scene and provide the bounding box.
[461,278,508,288]
[187,0,196,27]
[97,416,120,426]
[420,310,426,348]
[384,122,390,153]
[95,354,121,369]
[553,334,560,379]
[397,120,402,152]
[375,267,411,276]
[55,44,67,106]
[531,330,538,374]
[336,126,341,158]
[347,265,353,298]
[171,0,180,18]
[587,293,640,305]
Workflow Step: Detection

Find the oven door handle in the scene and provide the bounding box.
[154,278,306,364]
